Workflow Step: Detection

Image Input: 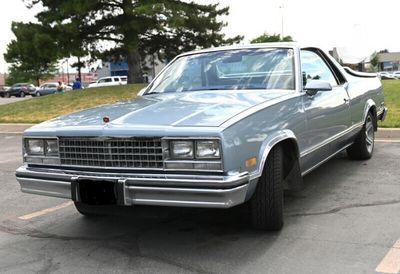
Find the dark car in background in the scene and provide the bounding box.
[0,83,36,98]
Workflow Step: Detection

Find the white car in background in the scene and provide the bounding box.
[87,76,127,88]
[392,71,400,79]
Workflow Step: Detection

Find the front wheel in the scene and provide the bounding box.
[35,91,41,97]
[347,112,375,160]
[19,91,25,98]
[250,145,284,231]
[5,92,10,98]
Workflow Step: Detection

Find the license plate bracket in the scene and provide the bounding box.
[76,179,118,205]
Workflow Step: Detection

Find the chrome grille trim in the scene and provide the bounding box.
[58,137,163,169]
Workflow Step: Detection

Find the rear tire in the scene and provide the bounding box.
[250,145,284,231]
[20,91,25,98]
[347,112,375,160]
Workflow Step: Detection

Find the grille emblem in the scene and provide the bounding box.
[103,116,110,123]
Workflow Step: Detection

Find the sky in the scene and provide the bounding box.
[1,0,400,73]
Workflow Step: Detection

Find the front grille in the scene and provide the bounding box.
[58,137,164,169]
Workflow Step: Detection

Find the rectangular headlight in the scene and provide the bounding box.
[170,141,194,159]
[45,139,59,156]
[196,140,220,159]
[25,139,44,155]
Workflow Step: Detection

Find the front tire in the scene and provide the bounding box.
[347,112,375,160]
[250,145,284,231]
[5,92,10,98]
[35,91,41,97]
[19,91,25,98]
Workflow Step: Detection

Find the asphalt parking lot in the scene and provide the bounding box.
[0,134,399,273]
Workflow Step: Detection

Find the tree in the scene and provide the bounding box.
[370,51,379,72]
[250,33,294,44]
[5,64,34,85]
[27,0,243,83]
[4,22,59,86]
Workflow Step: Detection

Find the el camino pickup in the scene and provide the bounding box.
[16,43,387,230]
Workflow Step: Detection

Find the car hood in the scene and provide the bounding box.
[30,90,290,130]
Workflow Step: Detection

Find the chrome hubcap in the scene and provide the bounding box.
[365,116,374,154]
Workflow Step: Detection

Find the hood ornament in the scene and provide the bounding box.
[103,116,110,124]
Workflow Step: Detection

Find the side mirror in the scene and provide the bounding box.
[304,80,332,96]
[137,87,147,96]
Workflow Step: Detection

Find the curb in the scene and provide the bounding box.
[0,123,399,139]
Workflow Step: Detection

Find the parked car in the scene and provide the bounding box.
[33,82,71,96]
[0,83,36,98]
[34,82,57,96]
[16,43,387,231]
[87,76,126,88]
[378,71,397,80]
[392,71,400,79]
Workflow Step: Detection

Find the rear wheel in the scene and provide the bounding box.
[19,91,25,98]
[347,112,375,160]
[250,145,284,231]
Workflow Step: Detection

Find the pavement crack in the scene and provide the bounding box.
[286,199,400,217]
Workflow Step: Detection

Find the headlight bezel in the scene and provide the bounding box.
[168,138,222,160]
[24,137,59,158]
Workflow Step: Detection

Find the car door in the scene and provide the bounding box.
[300,49,351,172]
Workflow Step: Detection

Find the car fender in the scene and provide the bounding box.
[244,129,299,201]
[250,129,299,181]
[363,99,377,128]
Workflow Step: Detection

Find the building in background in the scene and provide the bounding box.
[330,47,371,71]
[0,73,7,88]
[95,55,166,83]
[378,52,400,72]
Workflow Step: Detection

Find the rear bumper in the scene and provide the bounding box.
[16,166,250,208]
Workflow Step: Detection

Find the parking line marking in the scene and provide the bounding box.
[18,201,74,220]
[376,239,400,274]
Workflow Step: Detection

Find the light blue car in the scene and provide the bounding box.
[16,43,387,230]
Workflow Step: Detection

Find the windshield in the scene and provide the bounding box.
[147,48,295,94]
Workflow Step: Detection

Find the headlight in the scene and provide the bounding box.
[196,140,220,159]
[25,139,44,155]
[170,141,194,159]
[45,139,59,156]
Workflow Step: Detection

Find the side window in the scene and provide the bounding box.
[98,78,111,83]
[301,50,337,87]
[113,77,120,82]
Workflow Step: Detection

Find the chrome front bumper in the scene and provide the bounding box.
[16,166,250,208]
